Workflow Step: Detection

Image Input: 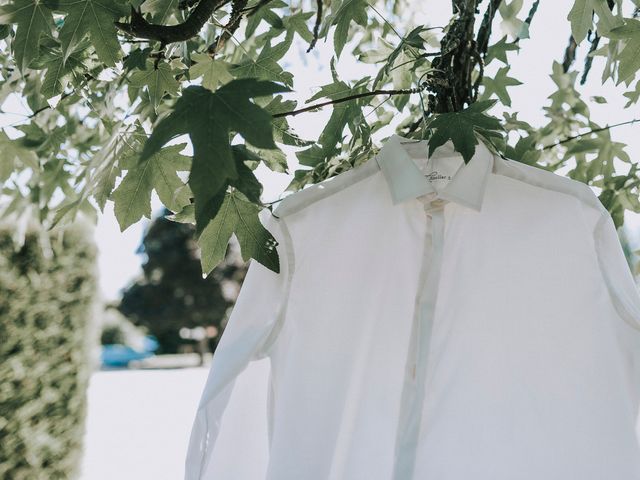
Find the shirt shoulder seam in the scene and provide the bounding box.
[257,213,296,359]
[592,209,640,332]
[492,157,605,216]
[272,156,380,219]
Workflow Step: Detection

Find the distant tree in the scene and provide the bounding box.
[118,208,247,353]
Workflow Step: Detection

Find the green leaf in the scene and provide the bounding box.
[245,144,289,173]
[567,0,620,44]
[31,38,90,98]
[283,10,315,43]
[0,24,11,39]
[197,191,279,275]
[295,97,358,167]
[188,53,233,91]
[129,60,181,110]
[141,0,179,24]
[228,145,264,204]
[590,95,607,103]
[43,53,85,98]
[565,138,600,155]
[244,0,286,38]
[623,79,640,107]
[262,94,313,150]
[165,203,195,224]
[332,0,368,59]
[499,0,530,40]
[294,57,365,166]
[485,35,519,65]
[56,0,128,67]
[49,190,100,229]
[123,46,151,72]
[390,49,413,91]
[0,0,55,72]
[606,19,640,85]
[0,130,39,182]
[592,0,621,35]
[502,111,534,132]
[425,101,504,163]
[370,27,428,90]
[567,0,594,44]
[87,124,145,211]
[479,66,523,107]
[111,143,192,231]
[229,30,294,86]
[140,79,291,236]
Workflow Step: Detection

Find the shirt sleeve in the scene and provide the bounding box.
[593,208,640,332]
[184,208,294,480]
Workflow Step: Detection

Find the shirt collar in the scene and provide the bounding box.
[374,133,495,212]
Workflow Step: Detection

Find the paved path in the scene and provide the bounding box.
[80,367,209,480]
[80,359,271,479]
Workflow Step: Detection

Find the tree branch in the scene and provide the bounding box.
[519,0,539,43]
[208,0,248,54]
[306,0,323,53]
[542,118,640,150]
[427,0,479,113]
[476,0,502,57]
[561,33,578,73]
[272,86,426,118]
[580,32,600,85]
[115,0,230,43]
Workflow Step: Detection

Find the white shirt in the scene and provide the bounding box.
[185,133,640,479]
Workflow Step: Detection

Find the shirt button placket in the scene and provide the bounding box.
[392,194,447,480]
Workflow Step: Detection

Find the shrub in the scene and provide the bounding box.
[0,217,99,480]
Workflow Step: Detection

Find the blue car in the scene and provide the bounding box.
[101,336,159,368]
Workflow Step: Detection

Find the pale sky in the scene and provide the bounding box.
[2,0,639,300]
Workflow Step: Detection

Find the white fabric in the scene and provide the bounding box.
[185,133,640,479]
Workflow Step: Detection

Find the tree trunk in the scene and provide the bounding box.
[428,0,481,113]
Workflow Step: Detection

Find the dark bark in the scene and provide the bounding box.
[426,0,482,113]
[562,34,578,73]
[115,0,230,44]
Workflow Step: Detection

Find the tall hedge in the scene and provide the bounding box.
[0,217,99,479]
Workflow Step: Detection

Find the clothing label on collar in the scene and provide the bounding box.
[419,155,464,191]
[425,171,452,182]
[402,141,465,191]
